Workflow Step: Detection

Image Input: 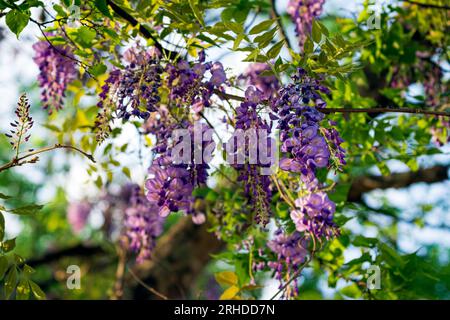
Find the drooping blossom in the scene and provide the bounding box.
[124,184,165,262]
[145,122,215,221]
[96,46,163,121]
[287,0,326,48]
[273,68,345,238]
[33,40,77,113]
[267,230,309,298]
[274,68,339,189]
[225,87,273,225]
[67,201,92,234]
[146,156,194,218]
[239,63,280,100]
[290,192,338,239]
[166,54,227,113]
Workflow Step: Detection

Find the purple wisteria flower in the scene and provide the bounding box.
[287,0,326,48]
[166,54,227,113]
[124,184,165,262]
[97,46,163,121]
[274,69,336,188]
[273,69,345,238]
[67,201,92,234]
[291,192,338,239]
[239,63,280,100]
[225,86,273,226]
[33,40,77,113]
[268,230,309,298]
[146,156,194,218]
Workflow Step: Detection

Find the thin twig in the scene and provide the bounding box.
[128,269,169,300]
[270,0,294,52]
[0,144,95,173]
[106,0,179,60]
[213,89,450,117]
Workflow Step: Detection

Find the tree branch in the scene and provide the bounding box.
[347,165,449,202]
[214,89,450,117]
[129,217,224,299]
[106,0,179,60]
[0,144,95,173]
[27,243,106,267]
[270,0,294,52]
[403,0,450,10]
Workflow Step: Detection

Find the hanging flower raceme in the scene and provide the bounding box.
[239,63,280,101]
[96,47,163,121]
[287,0,325,48]
[225,87,273,226]
[32,40,77,113]
[124,184,165,263]
[166,53,227,112]
[145,121,215,222]
[274,69,336,186]
[67,201,92,234]
[267,230,309,298]
[273,68,345,238]
[290,192,338,239]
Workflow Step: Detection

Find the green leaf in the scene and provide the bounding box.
[188,0,204,27]
[16,278,30,300]
[249,19,273,35]
[8,204,43,216]
[0,256,8,279]
[22,264,35,276]
[304,37,314,54]
[0,192,12,199]
[5,9,31,38]
[266,40,284,59]
[219,285,240,300]
[4,266,17,299]
[311,19,322,43]
[340,283,361,299]
[75,26,96,48]
[90,63,107,77]
[29,280,46,300]
[254,27,277,48]
[94,0,112,18]
[353,235,378,248]
[122,167,131,179]
[0,212,4,241]
[233,33,245,50]
[2,238,16,253]
[215,271,238,286]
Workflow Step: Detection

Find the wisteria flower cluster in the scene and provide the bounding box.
[225,87,273,226]
[267,230,309,298]
[291,192,338,239]
[270,68,344,249]
[67,201,92,234]
[32,40,77,113]
[97,47,163,121]
[287,0,326,48]
[239,63,280,101]
[145,121,214,223]
[166,52,227,113]
[124,184,165,262]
